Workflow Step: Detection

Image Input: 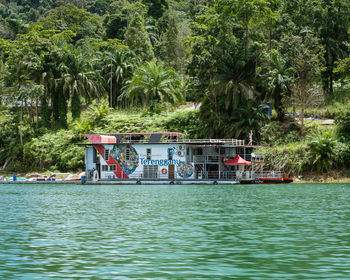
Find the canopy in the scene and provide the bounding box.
[224,155,251,165]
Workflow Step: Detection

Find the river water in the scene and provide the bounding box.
[0,183,349,279]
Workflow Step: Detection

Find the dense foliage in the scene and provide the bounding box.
[0,0,350,177]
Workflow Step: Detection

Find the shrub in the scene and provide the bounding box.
[23,131,84,172]
[260,121,300,146]
[335,103,350,142]
[308,131,337,173]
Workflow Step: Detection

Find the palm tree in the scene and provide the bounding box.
[265,50,293,121]
[199,47,261,138]
[120,61,183,109]
[97,49,139,108]
[60,49,103,119]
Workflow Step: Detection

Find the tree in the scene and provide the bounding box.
[40,4,103,43]
[262,50,293,121]
[127,11,154,61]
[104,13,127,40]
[120,61,183,109]
[97,49,138,108]
[60,49,103,119]
[143,0,168,20]
[314,0,350,96]
[160,10,186,72]
[186,2,269,138]
[282,33,324,136]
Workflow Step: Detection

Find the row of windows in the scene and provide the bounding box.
[103,147,187,162]
[102,165,116,172]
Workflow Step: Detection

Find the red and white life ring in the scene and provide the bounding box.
[161,168,167,174]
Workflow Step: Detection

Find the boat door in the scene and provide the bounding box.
[96,163,101,179]
[168,165,175,179]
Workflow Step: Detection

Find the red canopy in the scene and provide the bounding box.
[224,155,251,165]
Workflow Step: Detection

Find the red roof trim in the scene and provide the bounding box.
[107,132,185,136]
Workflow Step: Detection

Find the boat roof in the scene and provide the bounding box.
[83,133,274,148]
[107,132,185,136]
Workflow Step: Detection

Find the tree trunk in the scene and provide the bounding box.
[300,83,306,137]
[35,97,39,129]
[292,104,296,120]
[110,58,113,108]
[329,63,333,96]
[20,100,23,146]
[126,15,129,46]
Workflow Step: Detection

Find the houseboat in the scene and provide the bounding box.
[83,132,293,184]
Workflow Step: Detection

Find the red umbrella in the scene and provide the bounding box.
[224,155,251,165]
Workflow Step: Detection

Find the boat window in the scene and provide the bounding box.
[93,148,97,163]
[104,149,110,161]
[126,148,130,160]
[143,165,158,178]
[109,165,116,171]
[147,148,151,160]
[236,147,244,156]
[102,165,108,171]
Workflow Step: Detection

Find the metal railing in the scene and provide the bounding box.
[103,138,245,145]
[193,154,264,163]
[193,155,221,163]
[181,139,245,145]
[256,171,282,178]
[251,154,265,162]
[86,169,282,181]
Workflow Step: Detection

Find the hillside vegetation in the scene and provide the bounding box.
[1,0,350,179]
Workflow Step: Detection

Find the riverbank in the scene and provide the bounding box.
[2,169,350,184]
[294,171,350,184]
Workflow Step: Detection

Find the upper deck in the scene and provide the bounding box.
[86,132,245,146]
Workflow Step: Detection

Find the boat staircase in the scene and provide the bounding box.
[195,163,205,179]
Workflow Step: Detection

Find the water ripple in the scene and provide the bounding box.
[0,183,350,279]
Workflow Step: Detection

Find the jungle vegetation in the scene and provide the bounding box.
[1,0,350,178]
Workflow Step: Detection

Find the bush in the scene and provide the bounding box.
[335,103,350,142]
[260,121,300,146]
[308,131,337,173]
[163,110,202,139]
[23,131,85,172]
[262,130,350,177]
[262,142,311,176]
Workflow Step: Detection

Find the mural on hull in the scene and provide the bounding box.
[177,161,194,178]
[107,145,192,178]
[110,144,139,175]
[167,147,176,156]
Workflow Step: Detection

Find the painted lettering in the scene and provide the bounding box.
[139,158,181,166]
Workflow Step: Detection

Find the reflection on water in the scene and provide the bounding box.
[0,184,350,279]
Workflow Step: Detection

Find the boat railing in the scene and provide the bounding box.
[251,154,265,163]
[256,171,283,178]
[92,170,255,181]
[193,155,221,163]
[181,139,245,146]
[88,169,282,181]
[107,138,245,145]
[193,154,262,163]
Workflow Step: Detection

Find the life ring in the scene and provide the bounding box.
[161,168,167,175]
[92,170,99,181]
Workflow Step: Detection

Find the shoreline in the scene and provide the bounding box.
[2,170,350,185]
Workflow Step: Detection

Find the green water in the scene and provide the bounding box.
[0,184,349,279]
